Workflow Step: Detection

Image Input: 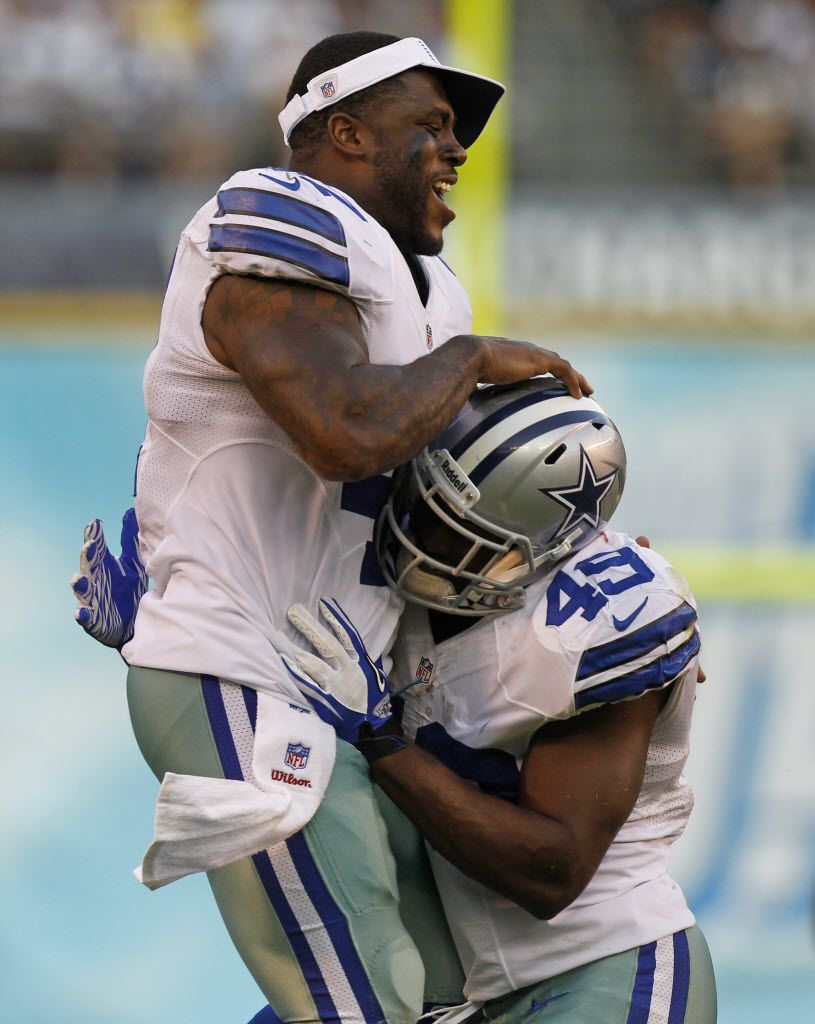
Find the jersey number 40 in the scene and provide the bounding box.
[546,547,654,627]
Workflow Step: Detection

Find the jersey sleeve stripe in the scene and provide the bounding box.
[208,224,350,287]
[216,187,347,247]
[577,602,697,681]
[575,628,700,709]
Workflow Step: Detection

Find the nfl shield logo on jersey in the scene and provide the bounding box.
[425,323,434,350]
[320,79,336,99]
[284,742,310,770]
[416,656,434,685]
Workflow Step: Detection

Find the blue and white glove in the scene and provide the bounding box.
[283,598,407,762]
[70,508,148,650]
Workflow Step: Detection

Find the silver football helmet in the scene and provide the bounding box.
[375,378,627,615]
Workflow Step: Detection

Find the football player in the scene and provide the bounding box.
[71,31,593,1024]
[283,378,717,1024]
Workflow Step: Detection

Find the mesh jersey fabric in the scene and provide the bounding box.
[123,167,472,697]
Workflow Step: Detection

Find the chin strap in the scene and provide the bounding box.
[483,547,524,583]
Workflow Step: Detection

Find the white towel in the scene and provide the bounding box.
[135,692,336,889]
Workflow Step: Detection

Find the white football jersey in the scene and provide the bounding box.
[123,167,472,697]
[392,529,699,1001]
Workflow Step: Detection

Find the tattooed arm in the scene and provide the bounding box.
[203,274,590,481]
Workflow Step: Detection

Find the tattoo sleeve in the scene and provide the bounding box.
[203,273,486,480]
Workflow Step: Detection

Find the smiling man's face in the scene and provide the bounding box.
[364,69,467,256]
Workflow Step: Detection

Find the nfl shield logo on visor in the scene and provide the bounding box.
[320,78,336,99]
[284,742,310,771]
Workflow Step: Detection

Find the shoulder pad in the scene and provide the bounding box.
[557,534,699,712]
[572,598,699,713]
[493,534,700,727]
[205,168,394,302]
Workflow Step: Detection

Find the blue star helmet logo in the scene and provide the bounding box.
[539,446,618,537]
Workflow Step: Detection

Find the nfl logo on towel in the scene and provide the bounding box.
[284,742,310,770]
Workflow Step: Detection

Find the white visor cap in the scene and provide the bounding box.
[279,37,505,149]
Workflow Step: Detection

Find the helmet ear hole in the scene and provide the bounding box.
[544,443,567,466]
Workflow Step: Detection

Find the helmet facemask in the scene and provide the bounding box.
[376,448,592,616]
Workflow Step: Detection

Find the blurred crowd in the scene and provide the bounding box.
[621,0,815,186]
[3,0,815,187]
[0,0,442,177]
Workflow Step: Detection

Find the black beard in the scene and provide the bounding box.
[372,142,442,256]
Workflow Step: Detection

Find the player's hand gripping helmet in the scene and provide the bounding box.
[375,378,627,615]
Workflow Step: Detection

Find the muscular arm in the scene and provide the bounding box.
[203,274,590,481]
[371,688,667,919]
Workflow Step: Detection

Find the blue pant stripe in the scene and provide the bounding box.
[201,675,244,782]
[286,830,386,1024]
[242,684,258,730]
[626,940,657,1024]
[201,677,340,1023]
[251,849,341,1024]
[668,930,691,1024]
[230,684,380,1019]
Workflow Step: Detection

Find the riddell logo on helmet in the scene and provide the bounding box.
[440,457,468,493]
[271,769,313,788]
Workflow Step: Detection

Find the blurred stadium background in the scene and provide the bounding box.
[1,0,813,1021]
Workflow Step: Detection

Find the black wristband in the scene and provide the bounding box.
[355,718,408,764]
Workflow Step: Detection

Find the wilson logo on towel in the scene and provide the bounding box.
[271,769,313,788]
